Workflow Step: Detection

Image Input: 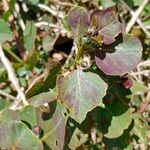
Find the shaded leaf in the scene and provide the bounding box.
[0,62,7,82]
[26,61,61,98]
[95,34,142,75]
[0,121,43,149]
[57,70,107,123]
[0,18,13,44]
[90,7,122,44]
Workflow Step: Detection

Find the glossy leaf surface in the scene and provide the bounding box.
[57,70,107,123]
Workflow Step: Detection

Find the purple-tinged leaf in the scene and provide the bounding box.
[90,7,122,44]
[95,34,142,75]
[64,6,89,37]
[57,70,107,123]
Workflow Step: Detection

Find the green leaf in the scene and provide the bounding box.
[90,7,122,44]
[19,105,37,128]
[68,128,88,149]
[0,121,43,149]
[42,35,55,51]
[0,18,13,44]
[28,90,57,107]
[26,0,39,5]
[19,102,68,150]
[132,114,148,143]
[103,126,133,150]
[0,98,11,111]
[95,34,142,75]
[39,102,68,150]
[26,61,61,98]
[57,70,107,123]
[0,62,7,82]
[0,109,19,122]
[23,21,37,51]
[104,107,132,138]
[100,0,116,8]
[130,80,148,94]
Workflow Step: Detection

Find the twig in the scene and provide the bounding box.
[125,0,149,33]
[4,46,23,63]
[137,60,150,67]
[37,3,64,18]
[35,21,63,29]
[2,0,26,60]
[0,45,28,105]
[130,71,142,83]
[0,90,18,101]
[14,3,25,31]
[131,70,150,76]
[50,0,75,7]
[120,0,150,38]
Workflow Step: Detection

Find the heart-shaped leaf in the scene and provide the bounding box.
[0,121,43,149]
[19,102,68,150]
[63,6,89,38]
[90,7,122,44]
[57,70,107,123]
[95,34,142,75]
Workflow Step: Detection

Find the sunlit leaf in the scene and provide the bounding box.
[0,19,13,44]
[95,34,142,75]
[90,7,122,44]
[0,121,43,149]
[57,69,107,123]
